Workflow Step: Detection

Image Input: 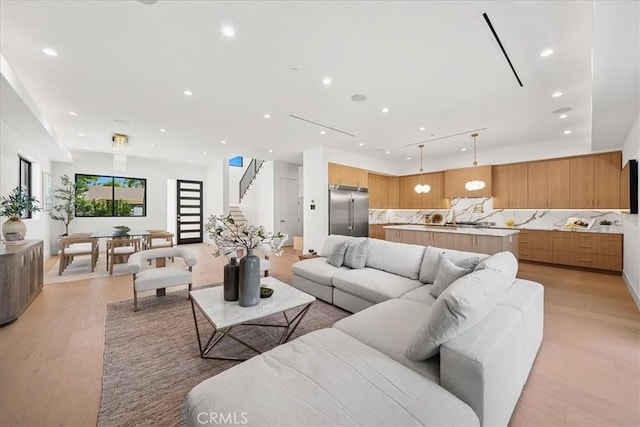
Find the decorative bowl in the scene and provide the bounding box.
[112,225,130,236]
[260,286,274,298]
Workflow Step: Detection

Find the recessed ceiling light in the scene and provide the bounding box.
[203,151,208,155]
[461,148,467,151]
[43,48,58,57]
[264,114,271,119]
[151,144,156,147]
[183,90,193,96]
[540,49,554,57]
[222,26,235,38]
[381,107,390,113]
[406,157,412,160]
[190,159,195,163]
[320,130,326,135]
[77,133,84,137]
[84,146,90,150]
[159,128,166,133]
[144,154,150,157]
[322,77,332,85]
[268,149,274,153]
[359,142,365,146]
[552,91,563,98]
[559,114,568,119]
[385,150,391,154]
[69,111,78,116]
[220,140,227,144]
[563,130,572,135]
[419,127,426,131]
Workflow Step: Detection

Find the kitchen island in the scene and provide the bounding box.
[383,224,519,257]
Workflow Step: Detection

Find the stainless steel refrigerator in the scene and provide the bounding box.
[328,186,369,237]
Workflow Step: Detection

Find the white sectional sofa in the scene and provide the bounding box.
[185,236,544,427]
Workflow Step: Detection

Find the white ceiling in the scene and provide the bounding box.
[0,1,636,170]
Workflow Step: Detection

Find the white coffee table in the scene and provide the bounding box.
[189,276,316,360]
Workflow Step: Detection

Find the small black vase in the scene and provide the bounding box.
[223,257,240,301]
[239,248,261,307]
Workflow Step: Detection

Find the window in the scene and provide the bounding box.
[19,157,33,219]
[75,174,147,217]
[228,156,243,167]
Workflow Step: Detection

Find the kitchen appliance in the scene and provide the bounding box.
[328,185,369,237]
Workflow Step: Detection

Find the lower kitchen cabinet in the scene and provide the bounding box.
[384,228,518,256]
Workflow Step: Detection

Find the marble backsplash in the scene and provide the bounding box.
[369,197,623,234]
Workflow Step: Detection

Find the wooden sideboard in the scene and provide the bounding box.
[0,240,44,325]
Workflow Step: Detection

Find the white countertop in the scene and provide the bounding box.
[383,224,519,237]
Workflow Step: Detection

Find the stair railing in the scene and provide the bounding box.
[239,159,265,201]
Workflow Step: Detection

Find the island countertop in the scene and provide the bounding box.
[383,224,520,237]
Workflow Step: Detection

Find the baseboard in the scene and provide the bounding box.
[622,270,640,311]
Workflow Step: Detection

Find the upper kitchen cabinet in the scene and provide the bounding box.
[368,174,399,209]
[328,163,369,188]
[444,166,492,198]
[527,158,570,208]
[492,163,528,208]
[399,172,448,209]
[569,152,621,209]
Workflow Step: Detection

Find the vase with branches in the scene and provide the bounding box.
[1,186,41,242]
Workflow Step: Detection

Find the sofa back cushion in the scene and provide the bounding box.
[406,266,511,361]
[419,246,490,284]
[366,238,426,280]
[320,235,352,257]
[474,251,518,286]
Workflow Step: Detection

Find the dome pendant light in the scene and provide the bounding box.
[414,144,431,194]
[465,132,486,191]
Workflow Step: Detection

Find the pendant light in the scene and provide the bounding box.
[414,144,431,194]
[465,132,486,191]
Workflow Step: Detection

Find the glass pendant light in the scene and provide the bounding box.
[465,132,486,191]
[414,144,431,194]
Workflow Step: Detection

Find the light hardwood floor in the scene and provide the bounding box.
[0,245,638,426]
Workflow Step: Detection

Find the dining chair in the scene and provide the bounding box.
[145,230,175,263]
[106,237,141,275]
[57,235,99,275]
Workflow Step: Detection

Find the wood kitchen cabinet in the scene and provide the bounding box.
[444,165,492,198]
[518,230,553,263]
[369,224,386,240]
[328,163,368,188]
[493,163,528,208]
[526,158,570,208]
[398,172,448,209]
[368,174,399,209]
[551,231,622,271]
[385,228,419,244]
[569,152,621,209]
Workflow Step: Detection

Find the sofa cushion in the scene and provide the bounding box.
[333,268,423,304]
[319,234,352,257]
[327,240,349,267]
[407,267,510,361]
[291,257,348,287]
[334,298,441,382]
[184,328,480,427]
[419,246,490,284]
[475,251,518,285]
[401,285,438,306]
[430,254,480,298]
[366,238,426,280]
[343,238,369,269]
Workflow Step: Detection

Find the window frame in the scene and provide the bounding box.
[18,157,33,219]
[74,174,147,218]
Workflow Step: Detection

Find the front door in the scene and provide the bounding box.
[176,180,203,244]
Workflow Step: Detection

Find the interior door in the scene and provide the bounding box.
[176,180,203,244]
[278,178,299,246]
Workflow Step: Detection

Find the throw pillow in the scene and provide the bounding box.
[319,235,351,257]
[327,240,349,267]
[343,238,369,269]
[406,268,507,361]
[430,254,480,298]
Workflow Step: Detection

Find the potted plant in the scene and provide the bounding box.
[1,186,41,243]
[599,219,612,231]
[49,174,86,236]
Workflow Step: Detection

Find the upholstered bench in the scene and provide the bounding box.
[126,247,198,311]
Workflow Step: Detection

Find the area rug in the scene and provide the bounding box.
[98,280,350,427]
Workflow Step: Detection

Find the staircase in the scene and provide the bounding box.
[239,159,264,201]
[228,204,248,227]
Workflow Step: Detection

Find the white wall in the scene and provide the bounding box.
[302,146,329,253]
[1,121,54,257]
[622,114,640,310]
[51,151,205,250]
[204,159,225,244]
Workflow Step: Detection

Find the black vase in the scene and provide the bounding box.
[223,257,240,301]
[239,248,261,307]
